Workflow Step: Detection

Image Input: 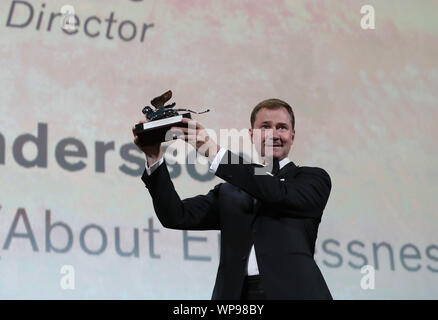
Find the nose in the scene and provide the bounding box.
[272,128,280,140]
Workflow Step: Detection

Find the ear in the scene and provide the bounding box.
[291,130,295,144]
[248,128,254,144]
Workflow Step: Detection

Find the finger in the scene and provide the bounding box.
[132,126,138,136]
[175,134,189,141]
[170,132,183,140]
[176,132,196,140]
[195,122,204,130]
[181,118,202,129]
[171,126,189,133]
[177,126,201,136]
[186,134,198,143]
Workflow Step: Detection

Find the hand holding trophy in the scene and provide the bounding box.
[132,90,210,164]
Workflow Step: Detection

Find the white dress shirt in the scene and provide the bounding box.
[144,147,291,276]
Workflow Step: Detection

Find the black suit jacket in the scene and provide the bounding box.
[141,150,332,300]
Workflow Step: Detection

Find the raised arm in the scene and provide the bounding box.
[214,150,331,219]
[141,160,221,230]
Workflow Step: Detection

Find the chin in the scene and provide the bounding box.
[273,152,284,159]
[262,149,283,159]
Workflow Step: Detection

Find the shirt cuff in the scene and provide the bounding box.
[208,147,227,174]
[145,157,164,175]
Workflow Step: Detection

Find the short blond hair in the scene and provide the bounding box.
[250,99,295,129]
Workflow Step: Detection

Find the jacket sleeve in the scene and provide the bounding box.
[214,150,331,219]
[141,159,221,230]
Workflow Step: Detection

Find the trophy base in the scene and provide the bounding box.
[134,113,192,146]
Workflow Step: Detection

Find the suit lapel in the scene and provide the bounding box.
[278,160,298,177]
[250,160,298,220]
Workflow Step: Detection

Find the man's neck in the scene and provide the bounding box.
[258,156,291,169]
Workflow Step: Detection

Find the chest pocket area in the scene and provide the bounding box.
[221,184,254,215]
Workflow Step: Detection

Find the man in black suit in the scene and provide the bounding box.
[132,98,332,300]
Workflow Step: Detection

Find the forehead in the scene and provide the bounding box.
[254,108,291,124]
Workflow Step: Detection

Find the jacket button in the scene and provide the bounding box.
[241,256,247,261]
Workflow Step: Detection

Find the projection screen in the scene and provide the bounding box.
[0,0,437,299]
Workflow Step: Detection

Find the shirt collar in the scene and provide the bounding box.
[279,157,291,170]
[253,157,292,170]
